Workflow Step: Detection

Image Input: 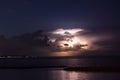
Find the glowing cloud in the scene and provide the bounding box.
[49,28,90,50]
[51,28,84,35]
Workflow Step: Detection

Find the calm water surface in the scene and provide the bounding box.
[0,69,120,80]
[0,58,120,80]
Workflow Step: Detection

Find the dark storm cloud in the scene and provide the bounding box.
[0,28,119,56]
[83,25,120,53]
[0,30,51,56]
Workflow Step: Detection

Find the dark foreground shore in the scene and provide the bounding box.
[0,66,120,72]
[0,66,67,69]
[64,67,120,72]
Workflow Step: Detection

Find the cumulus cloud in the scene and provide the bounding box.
[49,28,106,51]
[0,28,118,56]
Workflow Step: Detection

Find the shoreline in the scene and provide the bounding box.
[63,66,120,72]
[0,66,67,69]
[0,66,120,72]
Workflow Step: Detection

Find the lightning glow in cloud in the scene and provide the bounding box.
[49,28,89,50]
[51,28,84,35]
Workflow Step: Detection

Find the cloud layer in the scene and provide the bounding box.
[0,27,118,56]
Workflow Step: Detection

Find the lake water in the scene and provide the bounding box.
[0,58,120,80]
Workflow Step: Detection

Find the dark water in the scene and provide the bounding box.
[0,57,120,67]
[0,69,120,80]
[0,58,120,80]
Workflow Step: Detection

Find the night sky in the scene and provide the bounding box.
[0,0,120,36]
[0,0,120,56]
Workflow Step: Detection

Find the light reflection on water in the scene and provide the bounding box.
[0,69,120,80]
[60,71,89,80]
[0,69,90,80]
